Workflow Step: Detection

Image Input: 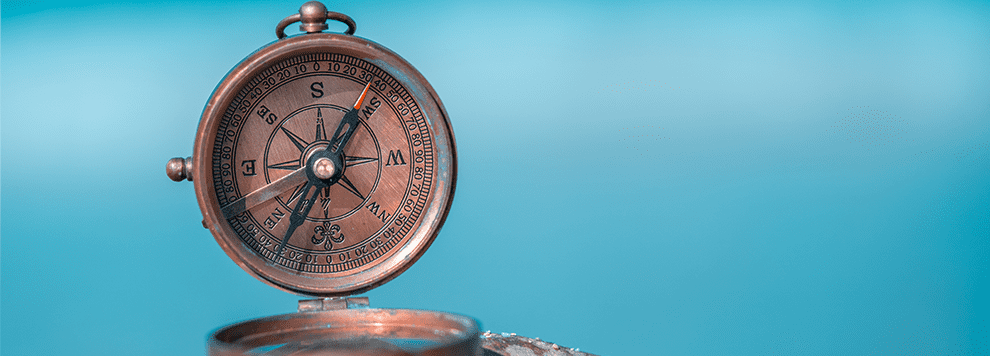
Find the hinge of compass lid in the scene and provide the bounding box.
[298,297,370,312]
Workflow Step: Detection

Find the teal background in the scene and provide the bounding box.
[2,1,988,355]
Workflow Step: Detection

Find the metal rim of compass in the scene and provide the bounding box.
[208,307,480,356]
[185,4,457,297]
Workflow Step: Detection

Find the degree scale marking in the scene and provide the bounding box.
[212,53,435,273]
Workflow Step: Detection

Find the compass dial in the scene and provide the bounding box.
[187,34,455,296]
[220,53,431,266]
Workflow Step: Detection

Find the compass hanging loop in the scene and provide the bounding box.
[276,1,356,39]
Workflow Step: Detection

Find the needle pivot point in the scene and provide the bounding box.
[313,157,336,179]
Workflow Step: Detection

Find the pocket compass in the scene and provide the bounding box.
[167,2,475,354]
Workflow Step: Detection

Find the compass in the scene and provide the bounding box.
[166,2,474,354]
[167,2,454,297]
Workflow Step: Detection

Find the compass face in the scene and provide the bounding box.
[192,35,455,296]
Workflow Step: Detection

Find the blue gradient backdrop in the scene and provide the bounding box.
[2,1,988,355]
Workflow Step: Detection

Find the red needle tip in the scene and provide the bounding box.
[354,82,372,110]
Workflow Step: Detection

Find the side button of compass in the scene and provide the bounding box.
[167,157,206,229]
[166,156,194,182]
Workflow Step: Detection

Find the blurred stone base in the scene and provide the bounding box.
[480,331,598,356]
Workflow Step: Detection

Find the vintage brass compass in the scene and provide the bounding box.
[167,2,475,354]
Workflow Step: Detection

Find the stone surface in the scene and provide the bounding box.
[479,331,598,356]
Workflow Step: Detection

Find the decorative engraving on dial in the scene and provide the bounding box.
[312,221,345,251]
[211,53,436,273]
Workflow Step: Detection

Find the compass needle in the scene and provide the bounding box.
[268,82,372,261]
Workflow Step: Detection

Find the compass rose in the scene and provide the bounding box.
[265,106,380,219]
